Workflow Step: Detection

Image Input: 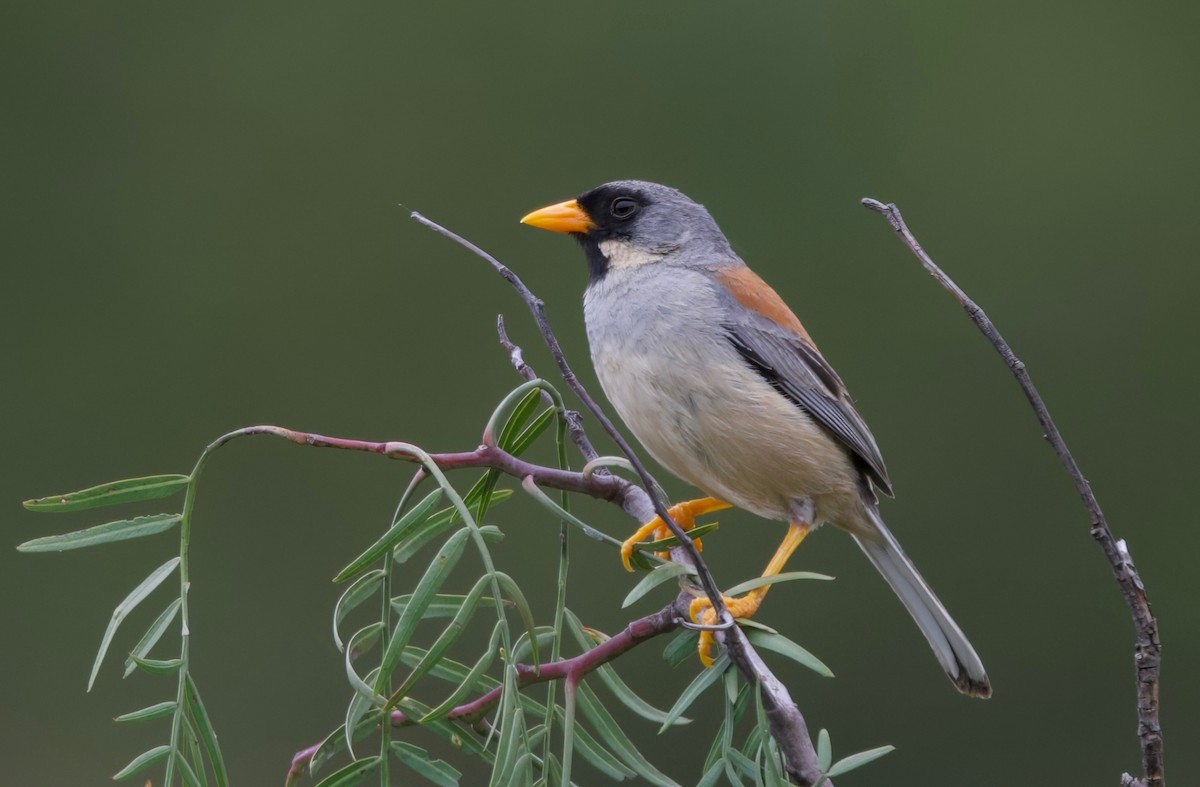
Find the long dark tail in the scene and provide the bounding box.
[852,507,991,698]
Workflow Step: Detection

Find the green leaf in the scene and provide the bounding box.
[124,597,182,677]
[497,388,544,450]
[622,562,690,608]
[377,528,470,693]
[344,666,384,760]
[335,488,444,582]
[745,629,833,678]
[816,729,831,773]
[303,712,382,780]
[312,755,381,787]
[575,681,681,786]
[493,571,539,669]
[24,474,189,513]
[177,753,204,787]
[419,620,503,722]
[391,592,506,621]
[397,698,496,765]
[333,569,385,653]
[112,744,170,780]
[696,759,725,787]
[519,478,622,547]
[386,573,488,702]
[392,492,512,563]
[638,521,721,553]
[344,626,387,705]
[722,571,833,598]
[552,706,636,781]
[659,655,729,732]
[88,556,180,691]
[662,630,700,668]
[185,673,230,787]
[127,654,183,676]
[114,700,176,723]
[390,741,462,786]
[18,513,181,553]
[825,745,895,777]
[507,407,555,456]
[563,610,690,726]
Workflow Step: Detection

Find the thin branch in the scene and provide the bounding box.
[862,198,1164,787]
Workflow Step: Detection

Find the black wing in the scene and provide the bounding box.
[724,319,893,497]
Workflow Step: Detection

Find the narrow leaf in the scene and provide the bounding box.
[722,571,833,598]
[185,673,230,787]
[392,492,512,563]
[662,630,700,668]
[825,745,895,777]
[391,592,506,621]
[112,745,170,780]
[344,666,383,760]
[817,729,832,773]
[659,655,730,732]
[335,488,444,582]
[386,573,488,701]
[638,521,721,552]
[127,654,183,676]
[745,629,833,678]
[419,620,503,722]
[552,706,636,781]
[390,741,462,786]
[493,571,539,668]
[377,528,470,693]
[312,755,381,787]
[519,478,621,546]
[18,513,181,553]
[114,701,176,723]
[333,570,385,653]
[124,597,182,677]
[563,610,690,726]
[89,557,180,691]
[497,388,544,451]
[576,682,681,786]
[507,407,555,456]
[622,562,690,608]
[24,474,189,513]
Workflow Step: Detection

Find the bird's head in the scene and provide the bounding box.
[521,180,732,282]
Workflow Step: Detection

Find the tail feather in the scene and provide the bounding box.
[852,510,991,698]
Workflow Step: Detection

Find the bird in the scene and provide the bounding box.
[519,180,990,698]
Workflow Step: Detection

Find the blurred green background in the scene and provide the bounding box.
[3,2,1197,784]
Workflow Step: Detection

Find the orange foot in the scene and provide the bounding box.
[619,497,730,572]
[689,593,767,667]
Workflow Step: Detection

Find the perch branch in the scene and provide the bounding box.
[862,198,1163,787]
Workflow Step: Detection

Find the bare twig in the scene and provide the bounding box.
[497,315,598,463]
[412,211,829,785]
[862,198,1164,787]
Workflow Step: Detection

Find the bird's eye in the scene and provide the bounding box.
[610,197,638,219]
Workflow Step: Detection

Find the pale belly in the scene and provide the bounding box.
[593,347,864,527]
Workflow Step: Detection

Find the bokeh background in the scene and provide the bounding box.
[3,2,1197,784]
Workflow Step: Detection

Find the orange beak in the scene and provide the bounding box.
[520,199,595,234]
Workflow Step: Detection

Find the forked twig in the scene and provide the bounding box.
[862,198,1164,787]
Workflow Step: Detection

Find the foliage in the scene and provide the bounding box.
[19,379,891,786]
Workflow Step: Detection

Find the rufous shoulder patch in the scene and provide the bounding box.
[715,266,817,347]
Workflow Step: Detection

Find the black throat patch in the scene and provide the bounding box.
[575,234,609,283]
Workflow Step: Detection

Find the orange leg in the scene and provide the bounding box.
[619,497,730,572]
[691,520,812,667]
